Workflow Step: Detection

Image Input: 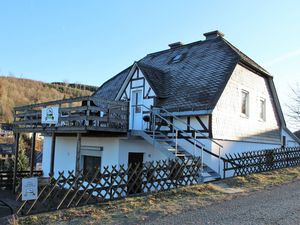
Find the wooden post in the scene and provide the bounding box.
[12,133,20,193]
[208,114,213,138]
[50,132,56,176]
[75,133,81,174]
[30,133,36,176]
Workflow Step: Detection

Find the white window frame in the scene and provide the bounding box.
[240,90,250,118]
[80,145,103,172]
[259,98,266,122]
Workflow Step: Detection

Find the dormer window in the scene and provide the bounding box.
[170,54,184,63]
[241,90,249,117]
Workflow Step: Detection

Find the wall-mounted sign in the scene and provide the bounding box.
[41,106,59,124]
[22,177,38,201]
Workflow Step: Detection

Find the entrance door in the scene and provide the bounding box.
[128,153,144,194]
[130,89,143,130]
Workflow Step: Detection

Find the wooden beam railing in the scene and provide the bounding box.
[13,96,129,133]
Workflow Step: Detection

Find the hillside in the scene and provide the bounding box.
[0,76,97,123]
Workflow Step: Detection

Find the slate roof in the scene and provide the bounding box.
[93,32,271,112]
[93,66,132,100]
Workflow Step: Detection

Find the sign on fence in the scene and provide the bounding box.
[22,177,38,201]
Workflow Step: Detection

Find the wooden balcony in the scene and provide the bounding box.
[13,96,129,134]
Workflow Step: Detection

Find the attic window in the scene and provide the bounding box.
[171,54,183,63]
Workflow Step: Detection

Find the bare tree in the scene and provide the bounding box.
[287,84,300,129]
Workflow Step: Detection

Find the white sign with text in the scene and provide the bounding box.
[22,177,38,201]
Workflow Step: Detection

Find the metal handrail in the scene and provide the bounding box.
[133,104,224,175]
[135,105,205,148]
[156,107,223,148]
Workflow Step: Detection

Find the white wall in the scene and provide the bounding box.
[42,136,120,177]
[118,138,167,166]
[81,137,119,169]
[41,136,52,176]
[213,64,281,143]
[42,135,168,177]
[281,129,300,147]
[210,139,282,178]
[53,137,77,177]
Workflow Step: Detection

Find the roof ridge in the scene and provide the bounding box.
[220,37,271,76]
[144,38,220,58]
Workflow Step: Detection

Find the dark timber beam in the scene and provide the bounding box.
[75,133,82,174]
[208,114,213,138]
[30,133,36,176]
[12,133,20,193]
[50,132,56,176]
[195,116,209,131]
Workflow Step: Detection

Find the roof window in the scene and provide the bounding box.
[171,54,183,63]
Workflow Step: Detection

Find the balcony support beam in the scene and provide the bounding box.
[75,133,81,175]
[50,132,56,176]
[12,132,20,193]
[30,132,36,176]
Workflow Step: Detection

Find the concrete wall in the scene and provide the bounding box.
[212,64,281,143]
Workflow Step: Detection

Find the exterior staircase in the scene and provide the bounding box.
[131,105,223,183]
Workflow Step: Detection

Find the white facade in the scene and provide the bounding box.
[42,136,167,177]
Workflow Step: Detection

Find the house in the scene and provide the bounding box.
[13,30,300,184]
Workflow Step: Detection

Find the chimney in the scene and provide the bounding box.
[203,30,224,40]
[168,41,184,49]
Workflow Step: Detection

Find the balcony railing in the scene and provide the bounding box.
[13,96,129,133]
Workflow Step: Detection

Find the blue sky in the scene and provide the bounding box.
[0,1,299,129]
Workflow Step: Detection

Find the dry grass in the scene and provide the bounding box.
[14,166,300,225]
[0,76,92,123]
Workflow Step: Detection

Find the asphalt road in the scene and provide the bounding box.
[144,180,300,225]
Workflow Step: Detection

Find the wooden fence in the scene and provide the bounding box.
[0,170,43,190]
[17,157,202,216]
[224,147,300,177]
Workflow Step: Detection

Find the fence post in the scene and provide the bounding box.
[285,147,289,167]
[223,160,226,179]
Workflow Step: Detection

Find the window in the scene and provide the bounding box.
[172,54,183,63]
[241,90,249,117]
[259,98,266,121]
[83,155,101,175]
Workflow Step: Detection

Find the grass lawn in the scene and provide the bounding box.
[8,166,300,225]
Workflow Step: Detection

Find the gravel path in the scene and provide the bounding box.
[144,180,300,225]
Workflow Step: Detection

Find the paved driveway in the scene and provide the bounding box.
[144,180,300,225]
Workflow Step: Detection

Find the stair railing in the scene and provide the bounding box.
[136,104,207,176]
[155,107,223,149]
[134,104,226,176]
[175,129,178,156]
[154,106,224,175]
